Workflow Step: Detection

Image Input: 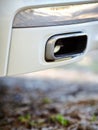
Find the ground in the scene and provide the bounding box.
[0,51,98,130]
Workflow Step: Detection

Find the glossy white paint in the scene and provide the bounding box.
[8,21,98,75]
[0,0,98,76]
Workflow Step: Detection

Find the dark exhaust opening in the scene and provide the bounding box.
[54,35,87,58]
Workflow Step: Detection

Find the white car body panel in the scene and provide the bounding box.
[0,0,98,76]
[8,22,98,75]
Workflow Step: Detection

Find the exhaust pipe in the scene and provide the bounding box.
[45,32,87,61]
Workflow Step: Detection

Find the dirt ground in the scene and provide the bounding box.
[0,51,98,130]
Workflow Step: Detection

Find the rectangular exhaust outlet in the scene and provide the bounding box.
[45,33,87,61]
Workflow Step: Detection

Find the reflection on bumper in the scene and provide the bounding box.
[13,3,98,28]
